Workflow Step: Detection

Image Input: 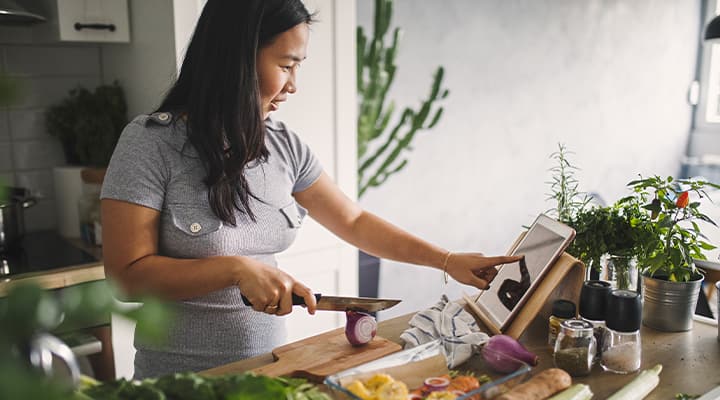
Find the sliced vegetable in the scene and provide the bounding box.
[548,384,594,400]
[345,310,377,346]
[426,392,457,400]
[345,380,374,400]
[375,380,409,399]
[607,364,662,400]
[447,374,481,394]
[481,335,539,373]
[424,377,451,392]
[496,368,572,400]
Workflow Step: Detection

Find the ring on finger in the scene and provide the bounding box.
[264,304,279,313]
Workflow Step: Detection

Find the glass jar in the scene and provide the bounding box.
[553,319,596,376]
[599,254,638,292]
[601,329,641,374]
[601,290,642,374]
[548,299,576,350]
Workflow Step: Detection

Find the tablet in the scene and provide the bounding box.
[476,214,576,330]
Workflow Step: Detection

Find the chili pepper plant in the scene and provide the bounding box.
[618,176,720,282]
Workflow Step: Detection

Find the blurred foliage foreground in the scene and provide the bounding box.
[0,282,171,399]
[0,283,331,399]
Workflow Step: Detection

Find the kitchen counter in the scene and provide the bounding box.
[204,308,720,399]
[0,233,104,296]
[0,234,114,379]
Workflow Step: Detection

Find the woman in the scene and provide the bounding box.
[101,0,521,378]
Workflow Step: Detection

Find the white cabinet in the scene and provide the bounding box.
[55,0,130,42]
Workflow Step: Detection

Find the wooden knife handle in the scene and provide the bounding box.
[241,293,322,307]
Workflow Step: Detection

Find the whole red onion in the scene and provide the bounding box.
[481,334,539,373]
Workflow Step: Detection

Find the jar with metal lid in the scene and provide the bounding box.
[553,319,596,376]
[548,299,576,350]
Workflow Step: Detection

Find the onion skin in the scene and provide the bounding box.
[345,311,377,346]
[481,334,539,373]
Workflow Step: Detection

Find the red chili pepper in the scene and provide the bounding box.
[676,191,689,208]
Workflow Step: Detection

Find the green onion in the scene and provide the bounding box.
[607,364,662,400]
[548,384,593,400]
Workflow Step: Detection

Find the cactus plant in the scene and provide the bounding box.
[357,0,449,197]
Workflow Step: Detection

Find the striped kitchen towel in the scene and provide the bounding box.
[400,295,489,368]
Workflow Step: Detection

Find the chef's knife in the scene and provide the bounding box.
[241,293,401,312]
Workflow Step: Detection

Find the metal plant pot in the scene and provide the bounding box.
[641,273,704,332]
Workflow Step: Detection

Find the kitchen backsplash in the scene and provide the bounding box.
[1,42,102,232]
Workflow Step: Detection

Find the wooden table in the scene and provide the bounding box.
[206,312,720,399]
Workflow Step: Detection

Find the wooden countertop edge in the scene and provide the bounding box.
[0,262,105,295]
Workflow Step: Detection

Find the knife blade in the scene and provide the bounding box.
[241,293,401,312]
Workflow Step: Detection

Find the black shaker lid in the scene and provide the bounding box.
[605,289,642,332]
[579,280,612,321]
[552,299,576,319]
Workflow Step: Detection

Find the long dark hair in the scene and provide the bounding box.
[157,0,314,225]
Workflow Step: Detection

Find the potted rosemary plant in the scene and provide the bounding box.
[546,144,653,290]
[618,175,720,331]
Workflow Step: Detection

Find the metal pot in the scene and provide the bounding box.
[0,187,37,252]
[641,272,704,332]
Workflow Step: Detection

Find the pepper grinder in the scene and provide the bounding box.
[601,289,642,374]
[579,280,611,361]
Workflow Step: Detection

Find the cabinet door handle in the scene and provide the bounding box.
[74,22,116,32]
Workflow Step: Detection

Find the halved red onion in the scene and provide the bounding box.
[345,311,377,346]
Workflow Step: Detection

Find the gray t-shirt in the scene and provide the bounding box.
[100,112,322,378]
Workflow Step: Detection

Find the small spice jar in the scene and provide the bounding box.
[548,299,576,350]
[601,290,642,374]
[579,280,611,361]
[553,319,596,376]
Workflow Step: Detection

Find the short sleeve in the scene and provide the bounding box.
[284,129,323,193]
[100,121,167,210]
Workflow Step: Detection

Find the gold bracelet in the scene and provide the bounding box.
[441,251,452,284]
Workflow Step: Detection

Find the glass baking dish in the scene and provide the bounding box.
[324,339,532,399]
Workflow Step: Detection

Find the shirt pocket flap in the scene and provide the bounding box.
[279,202,307,228]
[170,206,223,236]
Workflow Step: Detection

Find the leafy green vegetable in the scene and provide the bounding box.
[80,372,331,400]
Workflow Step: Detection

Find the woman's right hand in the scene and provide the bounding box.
[233,257,317,316]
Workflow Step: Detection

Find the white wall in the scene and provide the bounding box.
[356,0,701,319]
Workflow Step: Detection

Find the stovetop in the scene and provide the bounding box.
[0,231,98,278]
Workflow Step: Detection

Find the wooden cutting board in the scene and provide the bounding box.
[250,327,402,382]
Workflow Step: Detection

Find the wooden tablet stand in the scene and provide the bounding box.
[463,252,585,339]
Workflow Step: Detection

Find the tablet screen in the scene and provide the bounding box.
[479,221,571,328]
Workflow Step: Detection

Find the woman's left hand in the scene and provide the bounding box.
[445,252,524,289]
